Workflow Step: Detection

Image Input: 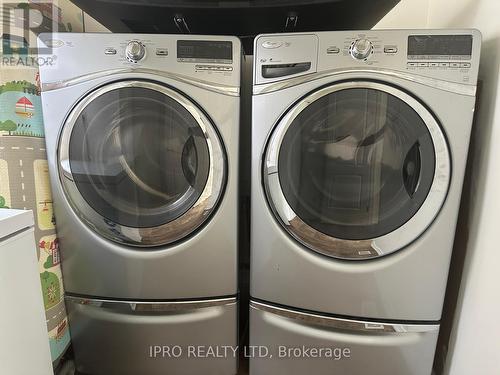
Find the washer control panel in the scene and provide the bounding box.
[405,34,473,72]
[350,38,373,60]
[255,30,481,86]
[325,31,479,83]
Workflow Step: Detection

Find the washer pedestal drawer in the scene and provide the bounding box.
[66,296,238,375]
[249,301,438,375]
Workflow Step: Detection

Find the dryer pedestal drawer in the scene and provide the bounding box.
[66,296,238,375]
[249,301,439,375]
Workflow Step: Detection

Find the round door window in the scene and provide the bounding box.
[59,81,226,247]
[264,82,450,259]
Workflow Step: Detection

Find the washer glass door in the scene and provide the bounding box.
[264,81,450,259]
[59,80,226,247]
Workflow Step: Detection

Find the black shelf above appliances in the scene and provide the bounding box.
[71,0,400,54]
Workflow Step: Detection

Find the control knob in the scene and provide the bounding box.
[350,38,373,60]
[126,40,146,62]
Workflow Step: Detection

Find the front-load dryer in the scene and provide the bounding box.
[250,30,480,375]
[38,33,240,375]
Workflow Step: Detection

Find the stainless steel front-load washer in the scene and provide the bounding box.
[38,33,240,375]
[250,29,481,374]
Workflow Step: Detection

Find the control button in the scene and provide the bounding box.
[104,47,117,55]
[196,65,233,72]
[407,62,418,67]
[460,62,471,68]
[125,40,146,62]
[156,48,168,56]
[429,62,439,67]
[351,38,373,60]
[417,62,428,67]
[450,62,460,68]
[262,41,283,49]
[383,46,398,54]
[326,46,340,54]
[439,62,449,67]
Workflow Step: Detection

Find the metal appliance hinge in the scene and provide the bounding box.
[285,13,298,30]
[174,14,190,33]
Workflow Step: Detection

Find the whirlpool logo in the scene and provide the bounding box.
[0,1,60,68]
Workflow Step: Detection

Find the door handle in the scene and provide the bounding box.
[402,142,422,198]
[181,135,197,187]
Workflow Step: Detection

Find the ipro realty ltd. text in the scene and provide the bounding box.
[149,345,351,360]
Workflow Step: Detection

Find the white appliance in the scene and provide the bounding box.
[0,209,53,375]
[38,33,240,375]
[250,29,481,374]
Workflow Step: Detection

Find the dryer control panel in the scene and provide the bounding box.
[254,29,481,87]
[37,33,241,89]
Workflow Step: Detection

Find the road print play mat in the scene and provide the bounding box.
[0,69,71,363]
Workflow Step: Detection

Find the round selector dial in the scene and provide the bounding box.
[125,40,146,62]
[350,38,373,60]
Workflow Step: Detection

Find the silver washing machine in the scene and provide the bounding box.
[38,33,240,375]
[250,30,481,374]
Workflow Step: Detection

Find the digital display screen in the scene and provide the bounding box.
[177,40,232,62]
[408,35,472,57]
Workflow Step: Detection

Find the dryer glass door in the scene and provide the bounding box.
[59,80,226,247]
[264,81,450,259]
